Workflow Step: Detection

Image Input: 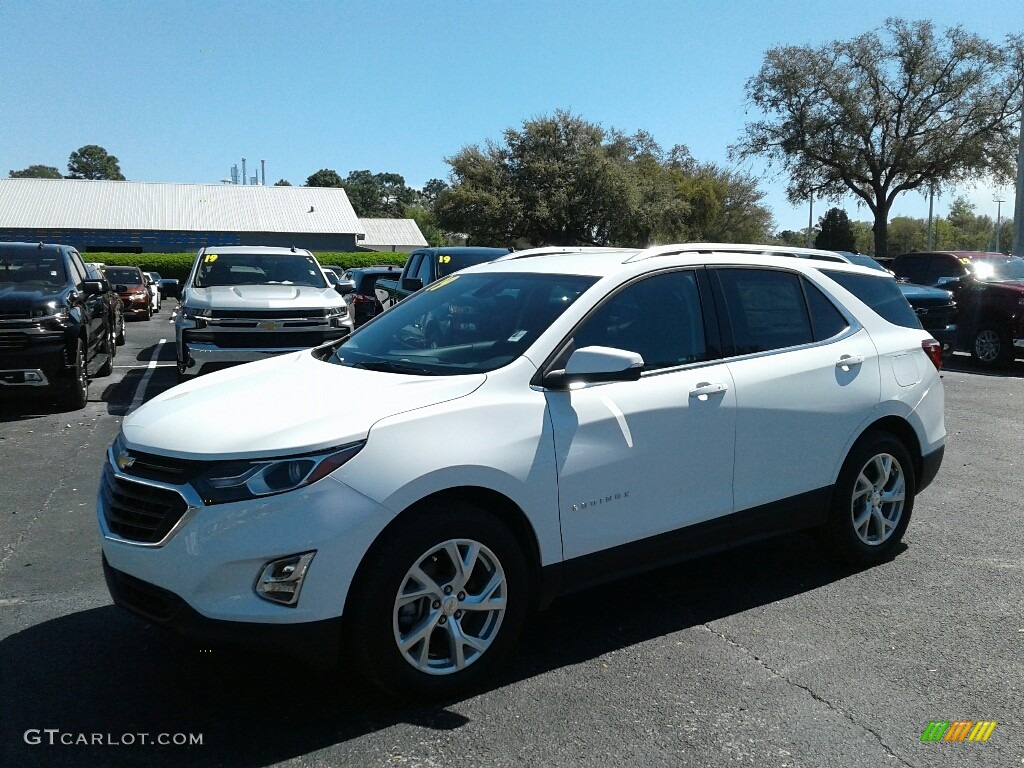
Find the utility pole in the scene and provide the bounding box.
[806,195,814,247]
[1014,101,1024,258]
[994,195,1005,252]
[927,188,935,250]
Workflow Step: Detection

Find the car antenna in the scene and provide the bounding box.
[290,245,296,252]
[38,242,44,249]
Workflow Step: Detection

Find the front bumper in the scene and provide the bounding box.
[97,451,393,626]
[926,325,957,354]
[0,330,73,389]
[178,336,348,375]
[103,556,342,664]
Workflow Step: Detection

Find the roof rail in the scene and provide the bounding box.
[492,246,626,262]
[622,242,845,263]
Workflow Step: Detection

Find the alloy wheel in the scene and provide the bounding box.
[850,452,906,546]
[393,538,507,675]
[974,329,1001,364]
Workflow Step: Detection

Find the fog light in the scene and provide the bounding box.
[25,372,42,383]
[255,552,315,606]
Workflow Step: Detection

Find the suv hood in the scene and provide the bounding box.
[0,285,64,309]
[121,351,486,459]
[897,282,953,302]
[185,284,344,310]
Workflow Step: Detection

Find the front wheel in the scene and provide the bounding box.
[346,502,529,700]
[825,432,915,566]
[59,339,89,410]
[971,326,1012,368]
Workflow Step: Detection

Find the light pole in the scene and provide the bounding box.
[806,194,814,247]
[994,195,1005,252]
[927,188,935,250]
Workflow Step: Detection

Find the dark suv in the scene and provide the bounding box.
[0,242,115,408]
[891,251,1024,367]
[342,265,403,328]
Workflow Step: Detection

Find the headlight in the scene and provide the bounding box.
[192,442,364,504]
[326,306,348,328]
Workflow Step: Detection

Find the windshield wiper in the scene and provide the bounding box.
[348,360,439,376]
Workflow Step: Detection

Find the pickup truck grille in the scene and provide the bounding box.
[0,333,29,350]
[101,465,189,544]
[193,330,344,349]
[911,302,957,331]
[0,311,31,321]
[210,308,333,319]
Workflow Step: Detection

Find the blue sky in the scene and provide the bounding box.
[1,0,1020,233]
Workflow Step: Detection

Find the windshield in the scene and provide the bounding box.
[104,267,142,285]
[0,253,67,287]
[836,251,888,272]
[193,254,327,288]
[969,257,1024,282]
[327,272,596,375]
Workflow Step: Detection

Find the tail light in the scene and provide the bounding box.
[922,338,943,370]
[352,293,376,304]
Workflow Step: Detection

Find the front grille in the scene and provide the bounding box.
[0,333,28,350]
[198,330,342,349]
[912,303,957,330]
[103,559,182,622]
[210,308,331,319]
[117,448,209,484]
[0,311,31,321]
[101,465,189,544]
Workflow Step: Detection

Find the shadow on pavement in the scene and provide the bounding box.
[0,532,870,768]
[941,351,1024,378]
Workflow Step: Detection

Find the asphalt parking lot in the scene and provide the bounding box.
[0,309,1021,768]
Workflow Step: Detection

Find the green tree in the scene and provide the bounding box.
[8,164,62,179]
[850,220,875,254]
[340,170,416,217]
[305,169,344,187]
[774,229,806,247]
[815,207,856,250]
[734,19,1024,258]
[405,204,449,247]
[675,163,773,243]
[888,216,927,254]
[67,145,125,180]
[419,178,449,205]
[273,179,292,186]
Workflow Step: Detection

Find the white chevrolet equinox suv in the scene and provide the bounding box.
[98,243,946,699]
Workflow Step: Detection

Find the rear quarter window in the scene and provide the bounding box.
[823,271,921,330]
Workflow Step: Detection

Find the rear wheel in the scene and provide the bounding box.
[825,431,915,566]
[347,502,529,700]
[971,325,1011,368]
[96,328,114,377]
[115,315,126,345]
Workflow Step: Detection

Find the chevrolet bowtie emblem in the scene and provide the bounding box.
[116,451,135,470]
[257,321,281,330]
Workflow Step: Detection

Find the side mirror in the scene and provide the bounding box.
[335,279,356,296]
[403,277,424,292]
[544,346,644,389]
[83,280,105,296]
[114,284,128,293]
[935,276,963,289]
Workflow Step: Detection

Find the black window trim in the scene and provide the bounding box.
[533,266,724,389]
[706,265,861,364]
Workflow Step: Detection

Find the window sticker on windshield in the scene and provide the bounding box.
[204,254,219,263]
[960,258,970,264]
[427,275,460,291]
[507,330,528,342]
[438,255,452,264]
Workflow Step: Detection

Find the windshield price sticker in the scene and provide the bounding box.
[438,255,452,264]
[204,254,219,263]
[427,275,460,291]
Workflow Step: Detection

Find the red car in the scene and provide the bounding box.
[102,266,152,321]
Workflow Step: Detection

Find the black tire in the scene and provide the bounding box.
[970,325,1012,368]
[143,303,152,321]
[115,316,126,346]
[176,357,192,384]
[825,431,915,566]
[346,501,530,701]
[96,328,114,377]
[59,339,89,410]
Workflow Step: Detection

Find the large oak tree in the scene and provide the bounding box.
[734,19,1023,256]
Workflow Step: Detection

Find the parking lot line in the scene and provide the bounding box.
[128,339,166,413]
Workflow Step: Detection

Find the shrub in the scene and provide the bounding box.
[89,250,409,281]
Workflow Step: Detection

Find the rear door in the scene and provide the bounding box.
[709,267,881,513]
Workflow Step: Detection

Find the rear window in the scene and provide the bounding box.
[823,271,921,330]
[104,267,142,284]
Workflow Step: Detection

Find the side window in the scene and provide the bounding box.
[404,254,423,282]
[415,253,434,285]
[67,252,87,288]
[568,270,708,371]
[714,268,813,355]
[925,256,965,284]
[802,278,849,341]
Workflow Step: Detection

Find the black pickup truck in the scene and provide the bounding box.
[376,247,511,308]
[0,242,115,409]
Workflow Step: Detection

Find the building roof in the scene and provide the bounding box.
[0,178,362,234]
[357,218,428,248]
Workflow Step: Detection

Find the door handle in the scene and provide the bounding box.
[836,354,864,369]
[689,382,728,398]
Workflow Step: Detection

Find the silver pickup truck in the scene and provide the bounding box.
[174,246,352,380]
